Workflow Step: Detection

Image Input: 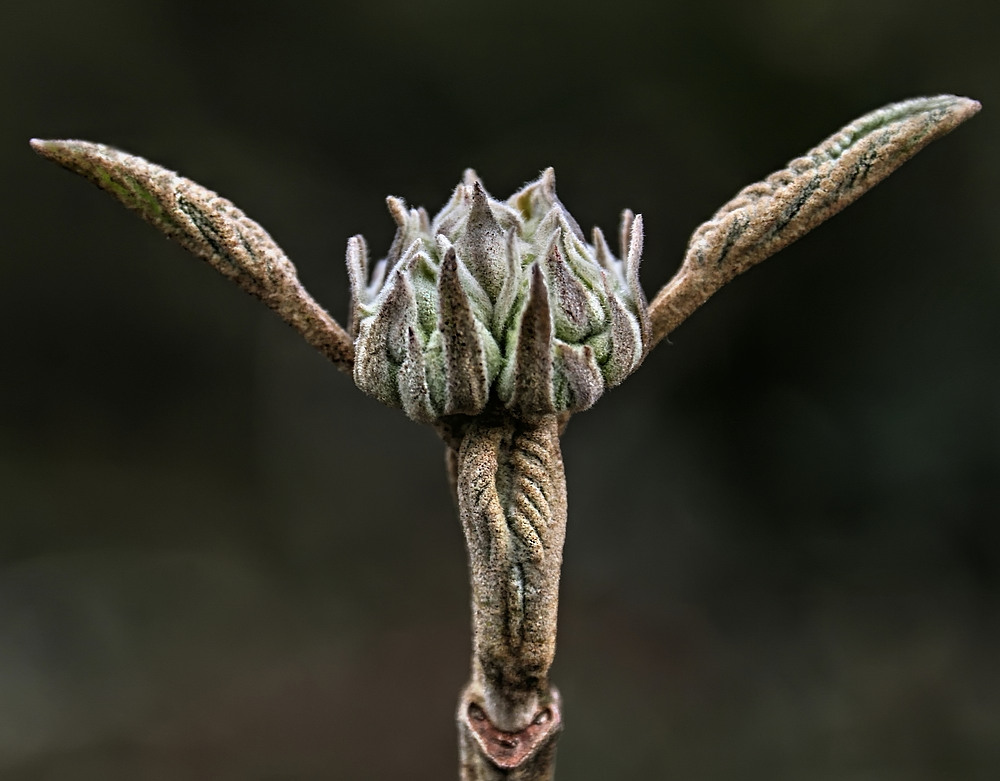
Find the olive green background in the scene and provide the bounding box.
[1,1,997,778]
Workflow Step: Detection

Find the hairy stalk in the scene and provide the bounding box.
[453,415,566,779]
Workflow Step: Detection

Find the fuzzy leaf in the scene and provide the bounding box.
[31,139,355,371]
[647,95,981,346]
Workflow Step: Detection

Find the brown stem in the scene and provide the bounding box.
[452,415,567,780]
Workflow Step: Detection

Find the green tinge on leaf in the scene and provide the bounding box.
[31,138,355,371]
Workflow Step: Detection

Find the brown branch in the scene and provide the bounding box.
[455,415,566,779]
[646,95,981,346]
[30,139,355,372]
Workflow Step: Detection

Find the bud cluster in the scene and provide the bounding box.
[349,168,649,423]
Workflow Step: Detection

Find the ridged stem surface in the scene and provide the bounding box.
[453,415,566,780]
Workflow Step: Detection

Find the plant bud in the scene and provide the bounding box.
[350,168,649,422]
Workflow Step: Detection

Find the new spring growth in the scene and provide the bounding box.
[31,94,981,780]
[349,168,649,423]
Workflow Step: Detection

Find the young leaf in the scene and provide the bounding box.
[647,95,981,346]
[30,139,355,371]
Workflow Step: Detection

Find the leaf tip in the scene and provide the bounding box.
[954,96,982,119]
[29,138,60,159]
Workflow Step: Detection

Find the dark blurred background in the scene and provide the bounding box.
[2,1,997,778]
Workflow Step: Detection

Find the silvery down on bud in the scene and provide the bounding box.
[349,168,650,423]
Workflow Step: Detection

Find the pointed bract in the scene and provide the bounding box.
[554,342,603,411]
[455,182,507,300]
[625,214,650,347]
[602,275,644,388]
[618,208,635,265]
[592,226,615,273]
[438,248,490,415]
[506,264,555,417]
[354,267,418,407]
[492,228,522,336]
[346,235,370,338]
[399,326,436,423]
